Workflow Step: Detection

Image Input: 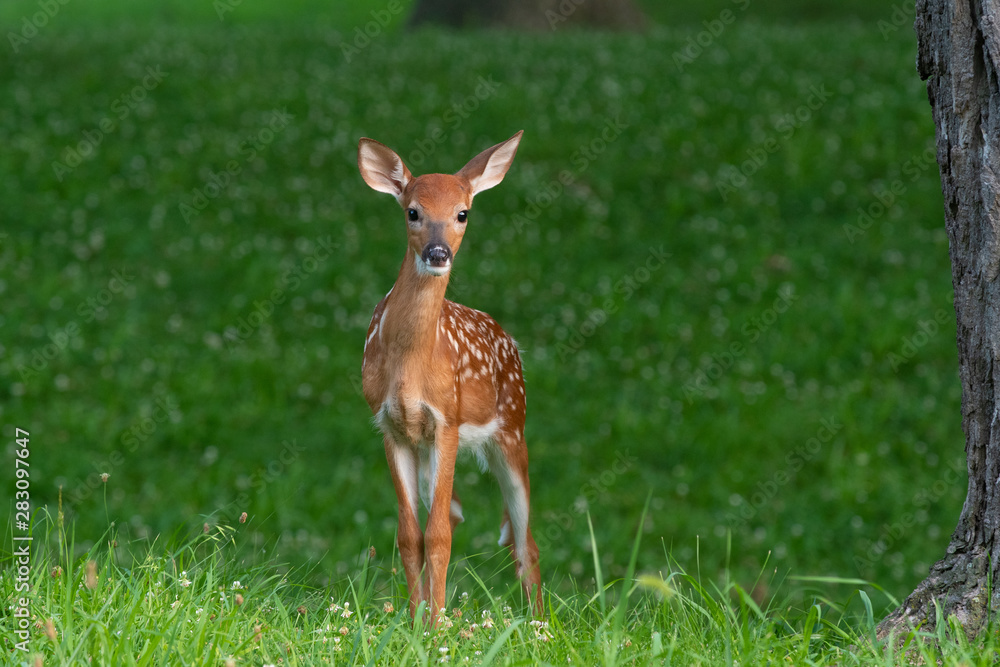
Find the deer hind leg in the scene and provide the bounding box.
[417,448,465,532]
[450,489,465,531]
[486,434,542,614]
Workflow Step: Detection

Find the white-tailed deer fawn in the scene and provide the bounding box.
[358,131,541,620]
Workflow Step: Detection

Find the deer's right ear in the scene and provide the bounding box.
[358,138,412,203]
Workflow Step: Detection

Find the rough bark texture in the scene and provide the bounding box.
[877,0,1000,640]
[408,0,646,31]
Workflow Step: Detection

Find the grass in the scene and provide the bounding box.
[5,509,1000,665]
[0,0,977,663]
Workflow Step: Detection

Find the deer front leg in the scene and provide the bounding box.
[384,437,426,617]
[424,424,460,622]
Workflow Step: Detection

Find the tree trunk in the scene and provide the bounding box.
[877,0,1000,639]
[408,0,646,31]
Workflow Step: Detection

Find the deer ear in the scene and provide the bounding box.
[457,130,523,197]
[358,138,412,202]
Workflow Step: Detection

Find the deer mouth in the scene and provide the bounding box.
[417,243,453,276]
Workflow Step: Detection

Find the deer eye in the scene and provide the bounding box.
[407,209,419,222]
[457,210,468,223]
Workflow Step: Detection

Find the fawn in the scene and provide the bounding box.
[358,131,541,620]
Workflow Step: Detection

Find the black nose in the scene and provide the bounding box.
[422,244,452,267]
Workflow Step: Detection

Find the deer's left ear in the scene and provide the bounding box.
[457,131,523,197]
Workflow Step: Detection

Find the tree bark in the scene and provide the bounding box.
[877,0,1000,639]
[408,0,646,31]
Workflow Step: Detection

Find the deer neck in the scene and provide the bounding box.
[381,251,450,366]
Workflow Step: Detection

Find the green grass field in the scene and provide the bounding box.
[0,0,975,663]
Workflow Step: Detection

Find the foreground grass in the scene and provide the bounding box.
[5,513,1000,665]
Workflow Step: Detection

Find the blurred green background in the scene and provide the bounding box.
[1,0,959,612]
